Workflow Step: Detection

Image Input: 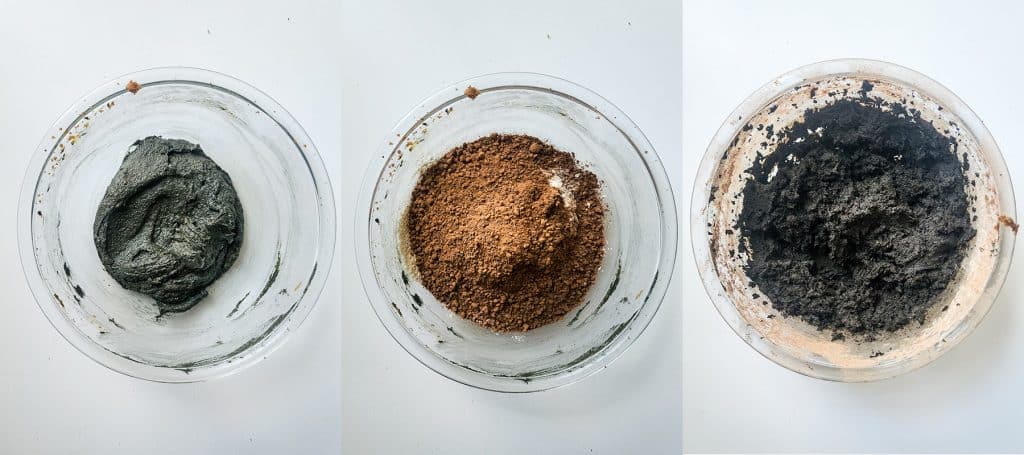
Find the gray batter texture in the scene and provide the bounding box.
[93,137,244,313]
[738,95,975,335]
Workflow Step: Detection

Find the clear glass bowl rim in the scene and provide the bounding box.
[355,72,679,392]
[17,66,338,383]
[690,58,1017,382]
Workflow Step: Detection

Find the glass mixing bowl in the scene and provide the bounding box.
[692,59,1016,381]
[357,73,677,392]
[19,67,336,382]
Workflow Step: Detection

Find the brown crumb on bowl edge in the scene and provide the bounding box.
[999,214,1019,234]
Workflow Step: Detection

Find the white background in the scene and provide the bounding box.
[0,0,684,454]
[683,0,1024,452]
[0,1,343,453]
[338,1,682,454]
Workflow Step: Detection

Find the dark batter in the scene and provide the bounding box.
[94,137,244,313]
[738,96,975,334]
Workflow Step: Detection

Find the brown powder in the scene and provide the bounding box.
[126,80,141,94]
[406,134,605,332]
[464,85,480,99]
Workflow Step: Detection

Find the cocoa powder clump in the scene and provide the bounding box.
[406,134,605,332]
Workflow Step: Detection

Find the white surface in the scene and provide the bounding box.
[683,1,1024,452]
[0,1,342,453]
[339,1,682,454]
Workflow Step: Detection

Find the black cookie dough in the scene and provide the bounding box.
[738,97,975,335]
[94,137,244,313]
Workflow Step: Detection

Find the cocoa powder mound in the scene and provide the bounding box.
[406,133,605,332]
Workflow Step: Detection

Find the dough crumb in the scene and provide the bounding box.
[999,214,1019,233]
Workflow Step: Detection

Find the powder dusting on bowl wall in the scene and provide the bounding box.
[21,67,336,381]
[696,59,1016,381]
[359,73,677,391]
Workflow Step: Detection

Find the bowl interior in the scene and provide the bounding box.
[364,77,673,391]
[695,60,1015,381]
[25,71,331,381]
